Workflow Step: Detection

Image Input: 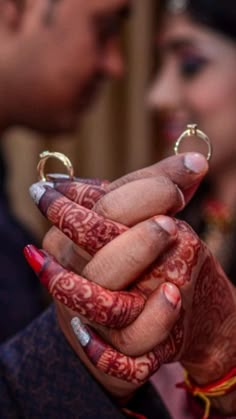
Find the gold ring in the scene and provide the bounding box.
[174,124,212,161]
[37,151,74,182]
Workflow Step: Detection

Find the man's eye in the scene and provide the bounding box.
[180,57,207,79]
[97,16,121,45]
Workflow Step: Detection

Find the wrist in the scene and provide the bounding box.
[178,367,236,417]
[187,391,236,419]
[210,390,236,416]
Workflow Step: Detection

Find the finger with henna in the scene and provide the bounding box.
[44,153,208,225]
[70,294,183,385]
[24,245,145,328]
[29,183,127,256]
[24,216,178,328]
[97,282,182,356]
[47,173,109,188]
[82,215,178,290]
[46,176,106,209]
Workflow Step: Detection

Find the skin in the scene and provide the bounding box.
[0,0,182,404]
[31,153,207,323]
[42,152,208,277]
[0,0,130,133]
[28,167,236,414]
[0,0,215,408]
[2,0,235,414]
[148,12,236,208]
[29,153,210,398]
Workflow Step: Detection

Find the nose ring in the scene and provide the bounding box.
[37,151,74,182]
[174,124,212,161]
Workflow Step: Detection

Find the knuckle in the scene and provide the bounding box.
[111,328,139,356]
[93,196,113,219]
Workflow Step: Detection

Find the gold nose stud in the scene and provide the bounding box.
[37,151,74,182]
[174,124,212,161]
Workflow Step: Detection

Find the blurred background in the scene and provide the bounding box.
[2,0,162,242]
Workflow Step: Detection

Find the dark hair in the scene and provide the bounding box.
[163,0,236,42]
[187,0,236,41]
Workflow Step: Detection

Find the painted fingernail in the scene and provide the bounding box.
[154,215,177,236]
[184,153,208,174]
[29,181,53,204]
[163,283,181,309]
[47,174,71,183]
[47,174,106,187]
[24,244,46,274]
[71,318,108,368]
[71,317,91,347]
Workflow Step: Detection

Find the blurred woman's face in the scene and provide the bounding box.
[148,13,236,176]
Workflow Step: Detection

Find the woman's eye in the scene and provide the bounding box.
[180,56,207,79]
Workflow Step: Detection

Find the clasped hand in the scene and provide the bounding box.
[27,153,236,402]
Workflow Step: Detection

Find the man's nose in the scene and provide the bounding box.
[100,38,125,79]
[147,66,181,111]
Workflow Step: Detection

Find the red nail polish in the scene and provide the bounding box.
[24,245,45,274]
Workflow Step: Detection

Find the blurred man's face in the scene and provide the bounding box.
[3,0,131,133]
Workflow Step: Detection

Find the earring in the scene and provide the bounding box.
[174,124,212,161]
[37,150,74,182]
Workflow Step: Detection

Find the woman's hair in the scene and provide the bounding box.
[164,0,236,41]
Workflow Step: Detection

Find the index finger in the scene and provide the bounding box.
[29,184,127,256]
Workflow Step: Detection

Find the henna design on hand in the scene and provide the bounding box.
[24,245,145,328]
[182,251,236,383]
[29,179,236,387]
[71,314,184,384]
[68,218,236,385]
[37,187,127,255]
[52,181,106,210]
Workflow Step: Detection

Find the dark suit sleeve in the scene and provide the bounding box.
[0,305,127,419]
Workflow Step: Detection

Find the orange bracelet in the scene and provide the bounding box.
[176,368,236,419]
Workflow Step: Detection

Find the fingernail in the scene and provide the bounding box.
[47,174,70,182]
[71,319,106,368]
[24,245,45,274]
[29,181,53,204]
[71,317,91,347]
[47,174,106,187]
[154,215,177,236]
[163,283,181,309]
[184,153,208,174]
